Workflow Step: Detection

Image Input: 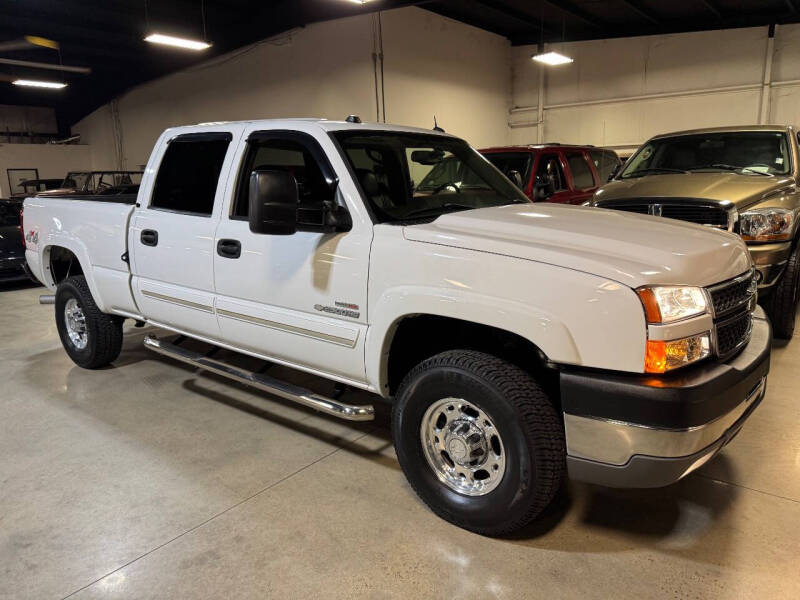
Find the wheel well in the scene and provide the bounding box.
[386,315,558,400]
[46,246,83,286]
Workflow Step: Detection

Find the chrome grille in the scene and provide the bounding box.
[598,198,733,230]
[707,270,758,360]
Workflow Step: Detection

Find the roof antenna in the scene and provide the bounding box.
[433,116,444,132]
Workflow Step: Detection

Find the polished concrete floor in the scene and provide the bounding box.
[1,281,799,599]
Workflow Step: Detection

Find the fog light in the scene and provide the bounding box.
[645,333,711,373]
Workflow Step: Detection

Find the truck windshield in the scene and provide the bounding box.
[621,131,791,178]
[482,152,533,185]
[333,131,529,222]
[62,172,89,189]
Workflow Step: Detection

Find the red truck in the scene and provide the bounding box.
[480,144,621,204]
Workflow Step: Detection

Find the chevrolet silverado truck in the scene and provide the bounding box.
[23,119,769,536]
[590,125,800,339]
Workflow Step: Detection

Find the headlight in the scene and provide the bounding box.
[740,207,794,242]
[637,286,709,323]
[645,333,711,373]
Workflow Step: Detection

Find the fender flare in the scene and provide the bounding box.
[40,236,108,313]
[364,285,581,394]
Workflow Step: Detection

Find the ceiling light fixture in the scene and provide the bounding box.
[532,51,573,66]
[144,33,211,51]
[12,79,67,89]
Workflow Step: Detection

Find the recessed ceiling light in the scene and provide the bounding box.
[532,51,574,66]
[346,0,372,4]
[144,33,211,51]
[12,79,67,89]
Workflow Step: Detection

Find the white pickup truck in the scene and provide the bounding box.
[23,118,770,535]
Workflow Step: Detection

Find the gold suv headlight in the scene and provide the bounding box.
[740,207,793,242]
[636,285,709,324]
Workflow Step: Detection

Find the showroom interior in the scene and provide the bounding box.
[1,0,800,598]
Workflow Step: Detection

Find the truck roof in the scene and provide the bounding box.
[186,118,456,137]
[650,124,796,140]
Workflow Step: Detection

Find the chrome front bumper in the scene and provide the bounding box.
[561,311,771,488]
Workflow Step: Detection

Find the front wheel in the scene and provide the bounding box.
[764,244,800,340]
[55,275,123,369]
[392,350,565,536]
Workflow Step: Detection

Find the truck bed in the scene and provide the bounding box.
[23,196,138,315]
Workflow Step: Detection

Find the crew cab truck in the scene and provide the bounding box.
[24,119,770,536]
[590,126,800,340]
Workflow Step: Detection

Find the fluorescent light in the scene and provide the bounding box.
[12,79,67,89]
[532,51,573,66]
[144,33,211,51]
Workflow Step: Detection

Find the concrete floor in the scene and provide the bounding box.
[1,281,799,600]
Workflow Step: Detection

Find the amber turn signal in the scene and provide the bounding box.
[637,288,662,323]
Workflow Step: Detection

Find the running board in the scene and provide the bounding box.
[143,336,374,422]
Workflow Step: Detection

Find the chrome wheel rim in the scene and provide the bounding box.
[64,298,88,350]
[420,397,506,496]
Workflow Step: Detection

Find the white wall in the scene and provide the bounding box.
[74,7,511,169]
[510,24,800,152]
[0,143,90,197]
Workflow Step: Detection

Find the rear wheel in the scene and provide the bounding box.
[55,275,123,369]
[765,244,800,340]
[392,350,565,536]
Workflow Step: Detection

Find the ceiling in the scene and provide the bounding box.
[2,0,800,135]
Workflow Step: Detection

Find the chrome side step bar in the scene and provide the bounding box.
[143,336,374,421]
[39,294,55,305]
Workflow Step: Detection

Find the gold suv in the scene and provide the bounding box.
[590,125,800,339]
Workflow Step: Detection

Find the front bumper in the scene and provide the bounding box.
[561,309,771,488]
[749,241,792,291]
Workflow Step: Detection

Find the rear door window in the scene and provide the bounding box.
[150,133,232,215]
[566,153,596,189]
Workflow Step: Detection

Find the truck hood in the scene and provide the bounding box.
[597,173,794,209]
[403,203,751,288]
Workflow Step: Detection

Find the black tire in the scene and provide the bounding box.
[764,244,800,340]
[392,350,565,536]
[55,275,123,369]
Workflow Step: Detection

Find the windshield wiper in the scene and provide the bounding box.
[402,202,478,219]
[622,167,689,178]
[686,163,772,176]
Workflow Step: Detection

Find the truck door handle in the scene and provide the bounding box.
[217,239,241,259]
[141,229,158,246]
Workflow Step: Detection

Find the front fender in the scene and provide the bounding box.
[365,244,648,394]
[364,285,581,394]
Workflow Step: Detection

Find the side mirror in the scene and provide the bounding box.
[507,169,524,189]
[249,169,299,235]
[607,164,622,182]
[533,174,556,201]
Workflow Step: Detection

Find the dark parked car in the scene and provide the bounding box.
[37,171,143,197]
[0,199,30,282]
[480,144,621,204]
